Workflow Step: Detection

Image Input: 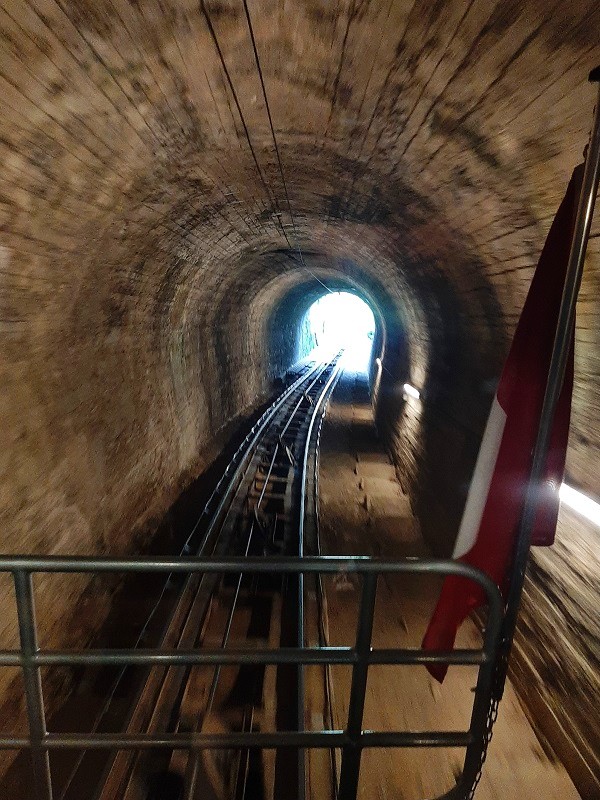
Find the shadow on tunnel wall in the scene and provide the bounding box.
[375,265,506,557]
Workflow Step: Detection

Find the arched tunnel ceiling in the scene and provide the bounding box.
[3,4,600,792]
[1,0,600,556]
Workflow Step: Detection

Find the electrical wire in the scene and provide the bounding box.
[241,0,334,295]
[200,0,292,248]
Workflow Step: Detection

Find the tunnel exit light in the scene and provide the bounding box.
[307,292,375,372]
[308,292,375,353]
[559,483,600,527]
[403,383,420,400]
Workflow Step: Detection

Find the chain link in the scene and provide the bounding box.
[465,695,500,799]
[463,641,509,799]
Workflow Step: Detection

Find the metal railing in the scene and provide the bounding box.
[0,555,503,800]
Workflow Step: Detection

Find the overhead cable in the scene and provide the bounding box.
[201,0,292,248]
[241,0,333,294]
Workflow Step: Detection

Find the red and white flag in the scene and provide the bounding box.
[422,165,583,682]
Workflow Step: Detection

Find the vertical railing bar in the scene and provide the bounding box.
[338,572,377,800]
[297,569,306,800]
[14,570,53,800]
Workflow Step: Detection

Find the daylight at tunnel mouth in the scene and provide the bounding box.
[0,2,599,800]
[305,291,376,368]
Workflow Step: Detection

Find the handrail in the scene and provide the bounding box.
[4,554,502,800]
[0,555,506,582]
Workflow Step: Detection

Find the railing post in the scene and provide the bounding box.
[297,568,306,800]
[14,570,53,800]
[338,573,377,800]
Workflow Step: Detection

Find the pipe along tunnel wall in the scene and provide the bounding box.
[0,0,599,795]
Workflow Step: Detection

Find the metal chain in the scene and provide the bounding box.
[465,695,501,799]
[464,641,509,799]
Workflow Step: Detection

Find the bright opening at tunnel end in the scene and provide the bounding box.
[307,291,375,371]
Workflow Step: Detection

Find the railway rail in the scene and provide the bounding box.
[1,353,504,800]
[94,353,345,800]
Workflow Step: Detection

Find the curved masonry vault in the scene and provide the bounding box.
[0,0,599,794]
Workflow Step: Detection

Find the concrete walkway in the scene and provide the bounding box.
[317,361,580,800]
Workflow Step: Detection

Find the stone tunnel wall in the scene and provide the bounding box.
[0,0,599,794]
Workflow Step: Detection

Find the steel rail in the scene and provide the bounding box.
[55,360,329,800]
[180,355,342,800]
[190,358,333,556]
[296,359,344,798]
[181,521,258,800]
[59,358,337,800]
[312,375,340,796]
[107,358,340,799]
[182,404,282,798]
[197,355,341,699]
[190,350,334,722]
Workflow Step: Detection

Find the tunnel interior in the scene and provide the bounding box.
[1,1,599,797]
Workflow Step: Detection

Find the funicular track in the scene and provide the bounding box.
[91,354,345,800]
[1,352,505,800]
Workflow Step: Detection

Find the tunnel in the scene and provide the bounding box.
[0,2,599,799]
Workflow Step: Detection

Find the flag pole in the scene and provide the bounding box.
[494,67,600,699]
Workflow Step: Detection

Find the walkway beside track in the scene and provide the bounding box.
[317,357,580,800]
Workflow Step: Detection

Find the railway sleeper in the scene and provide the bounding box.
[246,490,287,508]
[253,477,288,493]
[165,591,281,800]
[255,464,291,480]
